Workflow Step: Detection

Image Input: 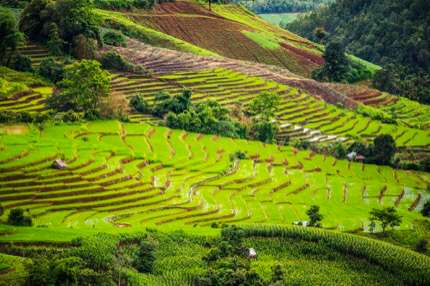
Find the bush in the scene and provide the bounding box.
[10,54,33,72]
[134,240,155,273]
[38,58,65,83]
[72,34,97,59]
[250,120,278,143]
[101,51,133,72]
[7,208,32,226]
[129,94,150,113]
[103,30,126,47]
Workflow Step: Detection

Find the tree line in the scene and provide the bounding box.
[286,0,430,104]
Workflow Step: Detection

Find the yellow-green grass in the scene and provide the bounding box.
[0,121,428,235]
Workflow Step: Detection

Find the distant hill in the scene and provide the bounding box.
[286,0,430,103]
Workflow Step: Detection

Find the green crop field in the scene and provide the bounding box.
[258,13,302,26]
[0,121,428,233]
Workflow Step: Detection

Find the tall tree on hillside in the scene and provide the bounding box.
[369,207,402,234]
[371,134,396,165]
[0,7,24,65]
[312,40,350,82]
[306,205,323,227]
[47,60,111,117]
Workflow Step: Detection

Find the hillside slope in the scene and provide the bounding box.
[114,1,325,77]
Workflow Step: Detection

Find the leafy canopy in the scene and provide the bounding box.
[369,207,402,233]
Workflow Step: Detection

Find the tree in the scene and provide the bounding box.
[306,205,323,227]
[312,40,350,82]
[369,207,402,234]
[314,27,327,42]
[371,134,396,165]
[38,57,65,83]
[50,60,111,117]
[130,94,150,113]
[7,208,32,226]
[251,120,278,144]
[247,92,280,120]
[134,240,155,273]
[0,204,3,217]
[421,200,430,217]
[0,7,24,65]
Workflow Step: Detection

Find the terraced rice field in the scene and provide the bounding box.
[0,121,428,232]
[17,44,50,68]
[108,39,430,147]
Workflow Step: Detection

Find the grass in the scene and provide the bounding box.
[258,12,303,26]
[242,30,281,50]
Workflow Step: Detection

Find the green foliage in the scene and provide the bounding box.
[198,225,265,286]
[7,208,32,226]
[238,0,333,14]
[243,225,430,285]
[287,0,430,102]
[306,205,323,227]
[46,22,65,56]
[94,0,156,10]
[48,60,111,117]
[129,94,150,113]
[311,40,371,83]
[102,30,126,47]
[357,104,397,124]
[230,150,247,161]
[20,0,100,55]
[250,120,278,144]
[0,77,26,98]
[133,240,155,273]
[369,207,402,234]
[371,134,396,165]
[270,264,284,284]
[0,6,24,64]
[72,33,97,59]
[0,204,3,217]
[101,51,133,72]
[10,53,33,72]
[373,64,430,104]
[38,57,65,83]
[415,239,428,254]
[247,92,280,120]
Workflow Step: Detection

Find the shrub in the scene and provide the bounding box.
[415,239,428,254]
[134,240,155,273]
[10,54,33,72]
[7,208,32,226]
[101,51,133,72]
[229,151,247,161]
[72,34,97,59]
[103,30,126,47]
[129,94,150,113]
[250,120,278,143]
[46,22,64,56]
[38,58,65,83]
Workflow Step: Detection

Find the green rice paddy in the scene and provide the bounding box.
[0,121,428,233]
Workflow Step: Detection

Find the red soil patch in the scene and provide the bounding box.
[281,42,324,65]
[127,1,317,76]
